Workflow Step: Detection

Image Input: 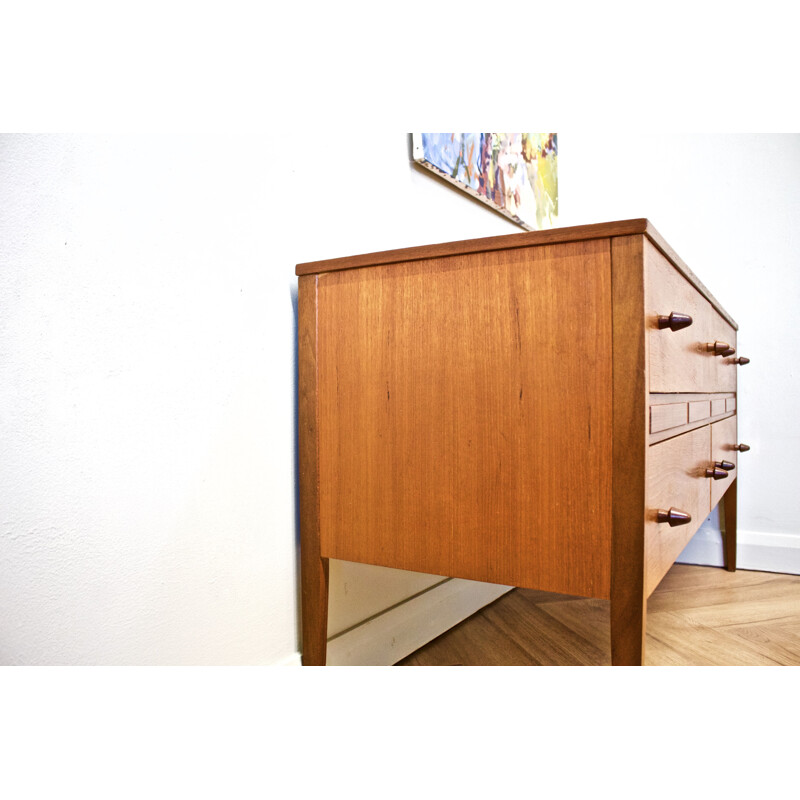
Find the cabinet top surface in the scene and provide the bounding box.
[296,218,736,329]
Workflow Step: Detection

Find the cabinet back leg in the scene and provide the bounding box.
[723,480,738,572]
[301,555,329,666]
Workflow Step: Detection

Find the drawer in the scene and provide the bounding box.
[710,415,738,508]
[646,243,736,393]
[645,426,711,596]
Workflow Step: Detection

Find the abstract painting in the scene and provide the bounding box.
[412,133,558,230]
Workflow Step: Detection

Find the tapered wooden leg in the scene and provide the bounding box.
[298,273,329,665]
[610,235,648,666]
[301,553,329,665]
[722,479,738,572]
[610,586,646,665]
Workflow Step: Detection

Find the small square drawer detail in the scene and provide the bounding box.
[650,403,688,433]
[688,400,711,423]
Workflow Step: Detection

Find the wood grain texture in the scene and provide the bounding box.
[647,240,709,392]
[641,224,738,330]
[650,392,735,404]
[689,399,711,423]
[297,218,736,329]
[298,219,651,275]
[300,222,740,668]
[609,234,648,665]
[315,239,614,598]
[722,479,738,572]
[711,415,738,509]
[646,240,736,393]
[647,393,735,443]
[297,274,329,666]
[398,565,798,666]
[714,413,739,571]
[645,426,711,597]
[650,402,688,433]
[649,411,735,445]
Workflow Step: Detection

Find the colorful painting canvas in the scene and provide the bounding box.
[412,133,558,231]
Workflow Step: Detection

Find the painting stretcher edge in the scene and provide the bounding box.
[411,132,555,232]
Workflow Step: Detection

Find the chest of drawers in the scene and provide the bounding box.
[296,219,747,665]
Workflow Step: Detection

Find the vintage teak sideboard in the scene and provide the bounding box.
[296,219,748,666]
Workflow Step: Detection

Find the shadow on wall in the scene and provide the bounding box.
[290,282,303,654]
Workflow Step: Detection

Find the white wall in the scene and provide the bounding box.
[2,133,798,665]
[0,133,516,665]
[1,135,301,664]
[557,133,800,572]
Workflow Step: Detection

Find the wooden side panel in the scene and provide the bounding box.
[316,240,614,599]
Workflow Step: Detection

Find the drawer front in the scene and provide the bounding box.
[646,244,736,393]
[710,415,738,508]
[645,426,711,596]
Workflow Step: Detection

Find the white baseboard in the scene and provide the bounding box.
[677,524,800,575]
[325,578,512,666]
[280,522,800,666]
[271,651,303,666]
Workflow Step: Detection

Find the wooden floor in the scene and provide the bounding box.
[397,564,800,666]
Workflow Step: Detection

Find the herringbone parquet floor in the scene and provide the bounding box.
[397,564,800,666]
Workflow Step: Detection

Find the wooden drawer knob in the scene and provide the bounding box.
[734,443,750,452]
[658,312,693,331]
[715,460,735,471]
[734,357,750,365]
[706,466,729,480]
[657,508,692,526]
[707,341,733,356]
